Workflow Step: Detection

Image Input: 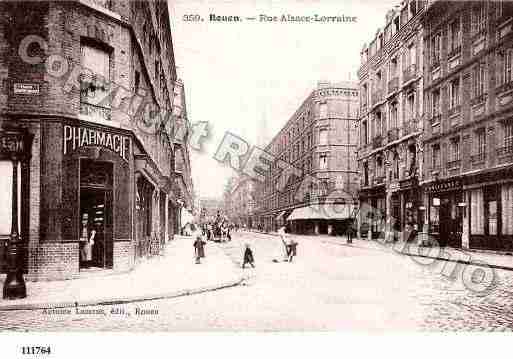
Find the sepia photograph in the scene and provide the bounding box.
[0,0,512,356]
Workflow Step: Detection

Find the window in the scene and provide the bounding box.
[497,48,513,87]
[390,102,398,129]
[431,33,441,67]
[432,89,441,117]
[409,0,417,18]
[361,120,368,145]
[448,19,461,55]
[476,128,486,155]
[432,144,441,169]
[319,153,328,170]
[80,44,111,121]
[470,189,484,235]
[363,162,369,186]
[471,3,486,36]
[449,137,460,162]
[504,122,513,148]
[390,57,398,77]
[319,128,328,145]
[473,62,486,99]
[449,78,460,109]
[497,1,513,21]
[406,92,415,121]
[134,71,140,94]
[319,103,328,119]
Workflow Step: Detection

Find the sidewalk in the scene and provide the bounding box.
[245,230,513,271]
[0,236,243,311]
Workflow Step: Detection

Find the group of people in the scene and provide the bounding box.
[189,221,298,268]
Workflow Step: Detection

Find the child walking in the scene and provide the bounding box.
[242,243,255,268]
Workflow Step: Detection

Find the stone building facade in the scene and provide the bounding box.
[421,0,513,251]
[253,82,359,235]
[0,0,192,280]
[357,0,425,242]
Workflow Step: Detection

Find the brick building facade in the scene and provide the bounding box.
[252,82,359,235]
[0,0,192,280]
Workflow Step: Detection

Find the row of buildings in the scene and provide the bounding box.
[0,0,194,283]
[226,0,513,254]
[357,0,513,252]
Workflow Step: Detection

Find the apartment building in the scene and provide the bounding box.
[253,82,359,236]
[357,0,425,241]
[421,0,513,251]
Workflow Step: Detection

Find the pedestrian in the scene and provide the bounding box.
[273,225,289,262]
[286,236,297,262]
[192,224,205,264]
[242,243,255,268]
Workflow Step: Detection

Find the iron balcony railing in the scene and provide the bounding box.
[403,64,418,83]
[447,159,461,169]
[371,88,384,106]
[387,128,399,143]
[388,77,399,94]
[471,152,486,163]
[497,145,513,157]
[372,135,383,149]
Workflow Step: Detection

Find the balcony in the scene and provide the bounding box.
[374,176,385,185]
[402,120,418,136]
[387,77,399,95]
[387,128,399,143]
[372,135,383,149]
[448,105,461,117]
[471,93,487,107]
[470,152,486,164]
[447,159,461,169]
[497,145,513,157]
[430,59,440,71]
[496,80,513,95]
[431,113,441,125]
[371,88,384,106]
[447,46,461,60]
[403,64,418,83]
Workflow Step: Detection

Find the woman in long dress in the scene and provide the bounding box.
[273,225,289,262]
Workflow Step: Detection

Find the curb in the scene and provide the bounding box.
[0,277,244,312]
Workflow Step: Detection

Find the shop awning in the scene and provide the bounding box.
[287,204,355,221]
[181,209,195,225]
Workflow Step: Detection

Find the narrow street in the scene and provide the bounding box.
[1,231,513,331]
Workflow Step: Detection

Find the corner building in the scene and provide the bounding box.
[254,82,359,236]
[0,0,191,280]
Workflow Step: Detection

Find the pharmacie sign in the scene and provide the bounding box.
[64,125,130,161]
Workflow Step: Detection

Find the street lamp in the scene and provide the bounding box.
[2,128,31,299]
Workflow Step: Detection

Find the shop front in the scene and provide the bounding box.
[399,176,422,241]
[466,167,513,251]
[424,177,464,248]
[60,122,133,273]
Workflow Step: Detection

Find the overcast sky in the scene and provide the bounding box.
[168,0,398,199]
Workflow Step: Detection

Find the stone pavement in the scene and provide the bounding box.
[0,236,243,311]
[245,230,513,271]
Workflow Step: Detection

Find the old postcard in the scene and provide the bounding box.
[0,0,512,357]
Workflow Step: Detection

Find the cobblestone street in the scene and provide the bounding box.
[1,231,513,331]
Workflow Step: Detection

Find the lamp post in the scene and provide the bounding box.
[2,129,31,299]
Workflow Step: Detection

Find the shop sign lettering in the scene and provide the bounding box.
[63,125,130,161]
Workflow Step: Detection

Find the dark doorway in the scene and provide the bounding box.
[79,160,113,270]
